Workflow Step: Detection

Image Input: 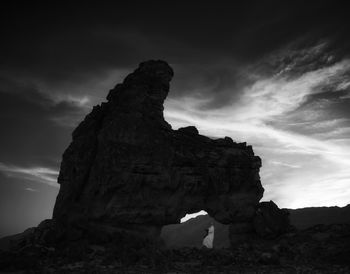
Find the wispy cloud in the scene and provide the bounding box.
[0,162,59,187]
[165,42,350,208]
[24,187,39,192]
[225,59,350,122]
[270,161,301,169]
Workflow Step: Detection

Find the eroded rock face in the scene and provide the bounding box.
[253,201,290,239]
[229,201,290,244]
[53,60,264,239]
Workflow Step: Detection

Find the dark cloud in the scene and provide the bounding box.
[170,63,254,109]
[1,1,349,89]
[0,78,86,168]
[0,0,348,158]
[0,0,348,160]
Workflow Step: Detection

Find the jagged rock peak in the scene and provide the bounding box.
[124,60,174,85]
[106,60,174,108]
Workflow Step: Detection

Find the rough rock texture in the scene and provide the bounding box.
[253,201,291,239]
[53,60,264,240]
[228,201,290,244]
[2,223,350,273]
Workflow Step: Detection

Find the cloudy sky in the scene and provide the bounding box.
[1,1,350,236]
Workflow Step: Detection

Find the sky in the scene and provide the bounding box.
[1,1,350,236]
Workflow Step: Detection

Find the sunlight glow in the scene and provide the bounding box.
[181,210,208,223]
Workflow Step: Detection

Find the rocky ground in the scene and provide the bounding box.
[1,223,349,273]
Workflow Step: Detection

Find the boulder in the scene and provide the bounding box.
[253,201,290,239]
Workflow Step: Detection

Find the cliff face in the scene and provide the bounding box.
[53,60,264,239]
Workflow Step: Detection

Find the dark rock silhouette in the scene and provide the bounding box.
[52,60,264,242]
[253,201,290,238]
[229,201,290,244]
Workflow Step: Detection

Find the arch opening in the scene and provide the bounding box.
[161,210,230,249]
[181,210,208,223]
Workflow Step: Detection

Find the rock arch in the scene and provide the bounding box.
[53,60,264,241]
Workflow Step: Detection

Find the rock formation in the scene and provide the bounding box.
[253,201,290,239]
[52,60,264,242]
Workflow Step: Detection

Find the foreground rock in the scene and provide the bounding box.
[52,60,264,243]
[1,223,349,273]
[253,201,290,239]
